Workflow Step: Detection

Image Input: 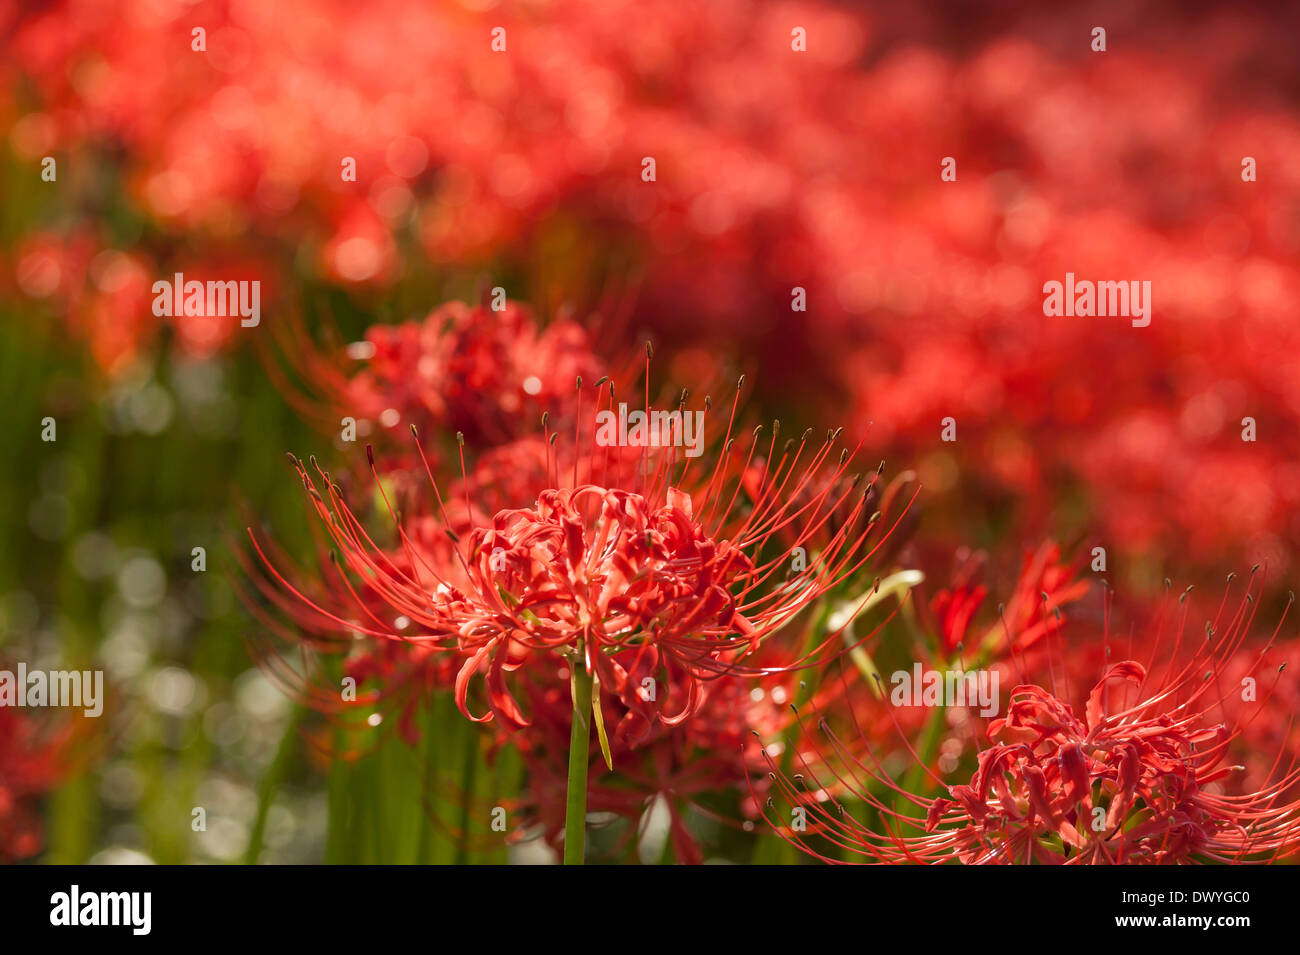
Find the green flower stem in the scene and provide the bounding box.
[564,648,594,865]
[245,705,302,864]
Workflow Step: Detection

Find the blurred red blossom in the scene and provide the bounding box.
[268,299,607,455]
[0,706,80,863]
[8,0,1300,575]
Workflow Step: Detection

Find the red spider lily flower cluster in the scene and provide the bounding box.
[248,371,913,743]
[754,572,1300,864]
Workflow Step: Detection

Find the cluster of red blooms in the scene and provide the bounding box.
[7,1,1300,577]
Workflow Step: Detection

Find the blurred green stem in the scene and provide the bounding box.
[245,706,301,864]
[455,728,479,865]
[564,647,593,865]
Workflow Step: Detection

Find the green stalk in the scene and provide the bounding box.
[455,728,479,865]
[415,700,441,864]
[564,648,594,865]
[245,705,301,864]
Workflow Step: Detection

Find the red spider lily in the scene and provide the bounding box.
[248,371,914,737]
[753,571,1300,864]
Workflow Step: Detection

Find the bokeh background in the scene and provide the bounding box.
[2,0,1299,863]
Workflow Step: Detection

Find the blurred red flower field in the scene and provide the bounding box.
[1,0,1298,867]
